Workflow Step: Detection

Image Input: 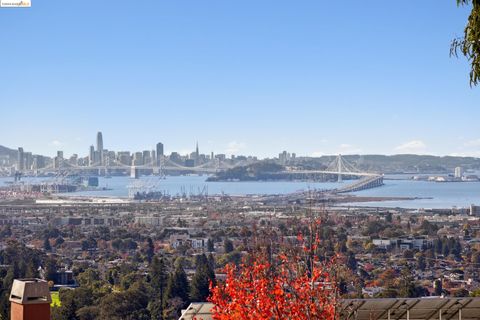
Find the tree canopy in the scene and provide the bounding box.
[209,218,338,320]
[452,0,480,86]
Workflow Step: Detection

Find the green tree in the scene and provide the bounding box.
[164,258,190,317]
[434,238,443,255]
[43,236,52,252]
[419,220,438,236]
[346,251,357,271]
[76,306,100,320]
[190,254,216,302]
[398,265,426,298]
[52,287,93,320]
[362,220,386,237]
[149,255,168,319]
[450,238,462,259]
[208,253,215,270]
[425,249,436,268]
[416,253,427,271]
[145,237,155,263]
[385,212,393,223]
[147,300,163,320]
[224,238,234,253]
[25,258,38,278]
[81,237,97,251]
[452,0,480,86]
[434,279,443,296]
[207,238,214,252]
[76,268,100,288]
[0,266,14,319]
[471,288,480,297]
[44,257,58,282]
[52,297,77,320]
[2,266,15,292]
[98,285,150,320]
[442,239,450,256]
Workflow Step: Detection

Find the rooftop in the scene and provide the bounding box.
[179,302,214,320]
[178,298,480,320]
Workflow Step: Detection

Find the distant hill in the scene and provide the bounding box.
[0,145,17,159]
[294,154,480,174]
[210,154,480,181]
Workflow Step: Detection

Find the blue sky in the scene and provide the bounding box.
[1,1,479,158]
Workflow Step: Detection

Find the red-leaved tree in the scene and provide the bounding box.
[209,219,339,320]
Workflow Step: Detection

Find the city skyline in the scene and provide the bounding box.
[1,1,480,158]
[4,125,480,159]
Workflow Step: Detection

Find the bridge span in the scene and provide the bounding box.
[335,175,384,193]
[17,154,385,194]
[284,154,384,193]
[281,170,377,177]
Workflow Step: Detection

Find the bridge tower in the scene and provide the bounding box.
[337,154,343,183]
[130,166,139,179]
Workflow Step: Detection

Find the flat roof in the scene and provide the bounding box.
[338,297,480,320]
[179,298,480,320]
[179,302,214,320]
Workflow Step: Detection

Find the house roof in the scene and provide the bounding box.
[338,297,480,320]
[179,302,214,320]
[178,298,480,320]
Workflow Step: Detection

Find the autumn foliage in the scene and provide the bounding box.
[209,220,338,320]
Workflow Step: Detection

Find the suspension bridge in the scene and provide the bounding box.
[283,154,384,193]
[32,156,251,176]
[11,157,255,196]
[12,154,383,195]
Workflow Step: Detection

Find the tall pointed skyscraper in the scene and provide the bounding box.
[96,132,103,165]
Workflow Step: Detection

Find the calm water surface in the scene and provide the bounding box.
[350,179,480,209]
[0,176,342,197]
[1,175,479,209]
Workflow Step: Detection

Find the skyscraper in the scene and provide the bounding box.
[195,141,199,164]
[17,147,24,171]
[151,150,156,166]
[133,152,143,166]
[24,152,33,170]
[96,132,103,165]
[455,166,464,178]
[54,151,64,169]
[156,142,164,166]
[89,145,95,166]
[143,150,151,165]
